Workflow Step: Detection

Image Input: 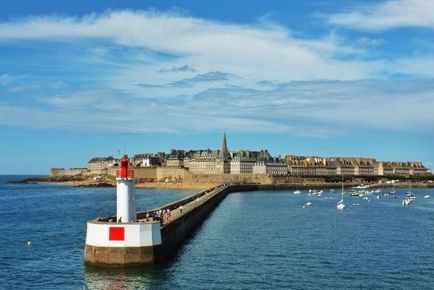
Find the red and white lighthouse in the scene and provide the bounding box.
[116,155,136,223]
[84,154,162,266]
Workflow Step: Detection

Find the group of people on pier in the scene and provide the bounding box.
[145,209,171,224]
[96,184,227,225]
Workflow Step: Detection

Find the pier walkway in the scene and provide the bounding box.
[136,183,228,226]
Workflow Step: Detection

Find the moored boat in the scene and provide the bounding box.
[337,181,346,210]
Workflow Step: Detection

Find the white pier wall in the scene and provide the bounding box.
[85,222,162,247]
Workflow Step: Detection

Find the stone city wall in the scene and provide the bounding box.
[50,168,87,177]
[184,173,272,184]
[50,168,65,177]
[156,167,191,182]
[107,167,158,181]
[51,165,326,185]
[65,168,88,176]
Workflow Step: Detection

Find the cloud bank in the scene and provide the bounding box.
[0,9,433,136]
[327,0,434,31]
[0,10,381,81]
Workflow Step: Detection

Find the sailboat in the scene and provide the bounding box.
[336,180,346,210]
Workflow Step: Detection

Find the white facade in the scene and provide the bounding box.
[253,160,288,175]
[230,157,255,174]
[337,166,355,176]
[141,157,151,167]
[186,157,227,174]
[85,221,161,247]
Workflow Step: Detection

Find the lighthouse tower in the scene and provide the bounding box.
[116,156,136,223]
[84,154,162,267]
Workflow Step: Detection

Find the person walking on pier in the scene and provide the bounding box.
[180,205,183,214]
[163,209,171,223]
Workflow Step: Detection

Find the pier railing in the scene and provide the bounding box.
[136,184,227,220]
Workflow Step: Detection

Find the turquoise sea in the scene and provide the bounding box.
[1,175,434,289]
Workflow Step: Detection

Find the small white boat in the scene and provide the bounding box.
[303,201,312,208]
[402,194,415,206]
[402,198,412,206]
[406,192,416,200]
[424,195,431,199]
[337,201,345,210]
[293,190,302,195]
[337,182,346,210]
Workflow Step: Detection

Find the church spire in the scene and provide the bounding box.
[222,131,229,159]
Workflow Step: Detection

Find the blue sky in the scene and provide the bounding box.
[1,0,434,174]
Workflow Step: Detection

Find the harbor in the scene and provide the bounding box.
[3,1,434,288]
[2,175,434,289]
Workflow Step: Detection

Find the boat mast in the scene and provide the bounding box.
[341,175,344,202]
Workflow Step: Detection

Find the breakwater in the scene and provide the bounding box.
[84,184,263,266]
[85,184,228,266]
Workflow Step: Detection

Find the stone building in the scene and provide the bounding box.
[184,133,231,175]
[253,158,288,175]
[354,159,375,176]
[166,156,184,168]
[185,151,224,174]
[229,149,270,174]
[373,161,430,176]
[285,155,430,177]
[230,156,256,174]
[132,154,160,167]
[87,156,118,173]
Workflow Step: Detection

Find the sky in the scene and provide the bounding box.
[1,0,434,174]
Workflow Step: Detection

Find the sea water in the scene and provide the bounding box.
[1,175,434,289]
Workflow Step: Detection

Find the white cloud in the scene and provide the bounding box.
[0,10,433,136]
[328,0,434,31]
[1,79,433,136]
[386,57,434,77]
[0,10,377,82]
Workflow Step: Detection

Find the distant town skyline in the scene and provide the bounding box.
[52,132,430,180]
[0,0,433,174]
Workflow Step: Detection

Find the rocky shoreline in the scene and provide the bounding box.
[8,176,218,190]
[9,175,434,189]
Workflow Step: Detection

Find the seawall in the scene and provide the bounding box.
[85,184,238,266]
